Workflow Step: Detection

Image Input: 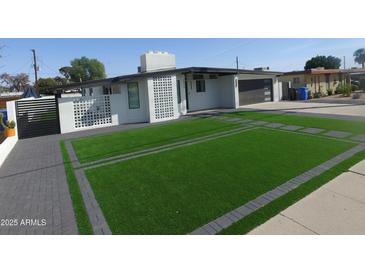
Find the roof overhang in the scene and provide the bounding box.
[47,66,283,93]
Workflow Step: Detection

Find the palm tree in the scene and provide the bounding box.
[353,48,365,68]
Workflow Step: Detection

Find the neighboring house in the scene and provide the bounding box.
[52,51,283,133]
[281,67,365,95]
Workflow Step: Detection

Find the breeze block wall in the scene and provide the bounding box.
[147,74,179,123]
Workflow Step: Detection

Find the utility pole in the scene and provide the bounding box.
[343,56,346,70]
[236,56,239,71]
[31,49,38,92]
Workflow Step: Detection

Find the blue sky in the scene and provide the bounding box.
[1,38,365,82]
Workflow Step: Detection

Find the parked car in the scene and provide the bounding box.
[351,80,360,86]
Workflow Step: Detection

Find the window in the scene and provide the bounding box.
[103,85,112,94]
[293,77,300,84]
[193,74,204,80]
[177,80,181,104]
[89,87,93,96]
[196,80,206,92]
[127,82,140,109]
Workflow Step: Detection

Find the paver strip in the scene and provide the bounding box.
[324,130,352,139]
[74,170,111,235]
[264,122,285,128]
[65,140,80,167]
[82,126,256,170]
[189,143,365,235]
[280,125,303,131]
[300,127,325,134]
[250,120,269,126]
[72,125,252,169]
[351,134,365,142]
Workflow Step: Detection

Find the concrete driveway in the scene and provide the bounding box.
[240,101,365,119]
[249,160,365,235]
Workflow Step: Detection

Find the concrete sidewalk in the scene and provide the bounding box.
[241,101,365,119]
[249,160,365,235]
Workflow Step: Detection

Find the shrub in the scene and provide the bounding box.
[0,113,16,129]
[336,83,352,97]
[313,92,321,98]
[352,84,360,91]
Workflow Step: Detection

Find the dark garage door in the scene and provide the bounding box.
[239,79,273,105]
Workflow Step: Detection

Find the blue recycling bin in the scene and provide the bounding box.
[297,87,309,100]
[0,109,7,132]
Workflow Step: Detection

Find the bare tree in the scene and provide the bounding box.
[0,73,30,92]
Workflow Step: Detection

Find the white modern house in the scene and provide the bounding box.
[55,51,283,133]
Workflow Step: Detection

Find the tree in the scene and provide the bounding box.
[59,56,106,82]
[304,55,341,70]
[54,76,68,85]
[353,48,365,69]
[37,77,58,93]
[0,73,30,92]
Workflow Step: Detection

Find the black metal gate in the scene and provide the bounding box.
[16,97,60,139]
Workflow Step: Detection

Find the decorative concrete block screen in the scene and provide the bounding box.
[152,75,174,120]
[73,95,112,129]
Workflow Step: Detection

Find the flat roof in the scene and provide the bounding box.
[47,66,283,92]
[283,68,365,76]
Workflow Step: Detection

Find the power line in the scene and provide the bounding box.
[178,39,255,67]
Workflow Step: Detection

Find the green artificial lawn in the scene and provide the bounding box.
[220,148,365,235]
[72,118,239,164]
[225,111,365,135]
[85,128,354,234]
[60,141,93,235]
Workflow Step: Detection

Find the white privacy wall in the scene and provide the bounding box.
[0,100,18,167]
[58,95,119,133]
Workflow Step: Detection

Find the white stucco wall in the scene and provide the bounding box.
[0,136,17,167]
[6,100,18,137]
[183,75,236,112]
[218,75,236,108]
[112,79,150,124]
[186,78,220,111]
[0,100,18,167]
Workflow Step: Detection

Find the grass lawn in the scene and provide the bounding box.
[72,118,239,164]
[220,148,365,235]
[225,111,365,135]
[85,128,354,234]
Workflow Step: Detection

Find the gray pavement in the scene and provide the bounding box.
[0,121,156,235]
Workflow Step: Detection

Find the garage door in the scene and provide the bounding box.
[239,79,273,105]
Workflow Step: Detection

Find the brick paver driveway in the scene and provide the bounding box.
[0,122,153,235]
